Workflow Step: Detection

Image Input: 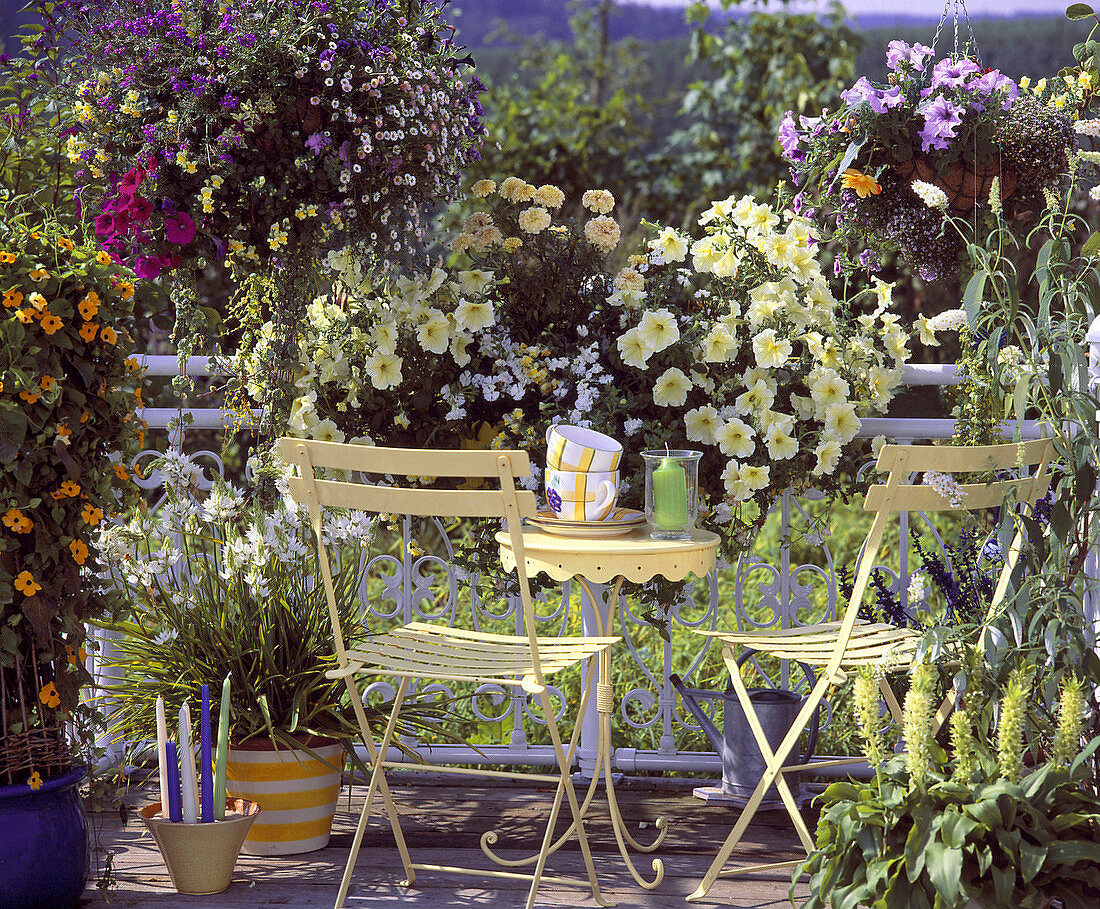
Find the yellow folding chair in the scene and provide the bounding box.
[686,438,1054,901]
[279,439,619,909]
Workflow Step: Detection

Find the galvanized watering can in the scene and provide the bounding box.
[670,673,819,809]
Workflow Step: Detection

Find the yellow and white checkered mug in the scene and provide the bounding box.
[545,424,623,473]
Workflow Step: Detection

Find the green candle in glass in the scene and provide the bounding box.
[642,449,701,540]
[652,457,689,528]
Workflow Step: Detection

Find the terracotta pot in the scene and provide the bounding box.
[225,735,344,855]
[895,156,1017,214]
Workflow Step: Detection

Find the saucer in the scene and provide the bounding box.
[528,507,645,538]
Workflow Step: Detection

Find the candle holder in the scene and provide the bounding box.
[641,450,701,541]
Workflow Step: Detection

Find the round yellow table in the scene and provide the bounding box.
[497,523,719,892]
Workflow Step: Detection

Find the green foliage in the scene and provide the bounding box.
[795,670,1100,909]
[460,3,655,214]
[664,0,860,216]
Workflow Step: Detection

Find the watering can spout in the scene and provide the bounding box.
[669,673,729,760]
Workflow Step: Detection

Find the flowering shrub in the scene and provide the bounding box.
[781,41,1076,280]
[0,220,147,784]
[616,193,913,547]
[224,180,916,558]
[45,0,484,278]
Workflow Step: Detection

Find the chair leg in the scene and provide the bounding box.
[334,677,413,909]
[687,654,832,903]
[525,686,612,909]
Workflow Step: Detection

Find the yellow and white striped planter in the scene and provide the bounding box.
[226,737,344,855]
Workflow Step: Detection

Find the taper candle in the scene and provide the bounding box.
[200,684,213,823]
[164,740,182,823]
[155,696,169,817]
[178,701,198,824]
[213,674,231,821]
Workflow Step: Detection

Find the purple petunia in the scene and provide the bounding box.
[778,110,802,163]
[305,131,332,154]
[886,40,933,72]
[919,96,963,153]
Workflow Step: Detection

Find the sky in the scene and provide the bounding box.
[638,0,1075,18]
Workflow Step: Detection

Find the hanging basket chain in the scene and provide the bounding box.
[930,0,982,67]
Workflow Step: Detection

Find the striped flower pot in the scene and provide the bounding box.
[225,736,344,855]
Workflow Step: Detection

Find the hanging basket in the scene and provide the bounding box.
[895,155,1017,214]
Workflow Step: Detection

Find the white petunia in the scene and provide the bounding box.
[652,367,692,407]
[764,423,798,460]
[722,460,751,501]
[456,269,494,296]
[364,351,402,389]
[812,438,842,476]
[649,226,689,263]
[636,308,680,353]
[455,297,495,332]
[685,405,722,445]
[701,324,738,363]
[416,309,451,354]
[714,417,755,458]
[824,402,860,444]
[752,328,793,369]
[739,463,771,491]
[617,328,652,369]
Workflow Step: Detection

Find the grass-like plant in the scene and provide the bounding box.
[92,453,452,758]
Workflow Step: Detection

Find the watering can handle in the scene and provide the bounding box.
[734,650,820,766]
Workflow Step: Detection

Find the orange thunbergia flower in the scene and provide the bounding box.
[134,388,144,407]
[69,539,89,565]
[15,309,34,324]
[66,643,86,664]
[100,326,118,345]
[112,463,129,481]
[96,250,112,265]
[28,292,49,312]
[18,390,39,404]
[81,503,104,526]
[0,251,16,263]
[38,375,57,392]
[0,381,4,393]
[79,410,90,423]
[38,681,60,708]
[58,238,75,252]
[3,508,33,533]
[2,288,23,307]
[40,314,63,335]
[125,356,142,373]
[59,481,81,497]
[29,231,40,240]
[115,280,134,300]
[28,268,48,282]
[78,295,100,320]
[840,168,882,199]
[15,570,41,596]
[79,322,98,342]
[57,424,72,438]
[27,771,43,791]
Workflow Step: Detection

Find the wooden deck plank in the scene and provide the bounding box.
[81,776,812,909]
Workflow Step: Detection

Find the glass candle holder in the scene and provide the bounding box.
[641,450,702,541]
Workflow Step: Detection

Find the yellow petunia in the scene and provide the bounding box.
[840,168,882,199]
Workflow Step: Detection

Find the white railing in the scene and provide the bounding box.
[91,348,1084,777]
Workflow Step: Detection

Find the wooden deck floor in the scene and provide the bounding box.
[82,774,812,909]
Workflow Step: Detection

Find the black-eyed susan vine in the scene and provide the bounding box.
[0,219,151,786]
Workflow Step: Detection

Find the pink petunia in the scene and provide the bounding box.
[164,211,197,245]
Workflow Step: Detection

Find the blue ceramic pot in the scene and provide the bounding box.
[0,765,90,909]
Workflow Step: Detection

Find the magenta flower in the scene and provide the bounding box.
[165,212,197,245]
[118,165,147,198]
[134,255,163,280]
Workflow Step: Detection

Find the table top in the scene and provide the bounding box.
[496,523,720,584]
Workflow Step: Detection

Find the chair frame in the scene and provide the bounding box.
[686,438,1054,901]
[279,438,619,909]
